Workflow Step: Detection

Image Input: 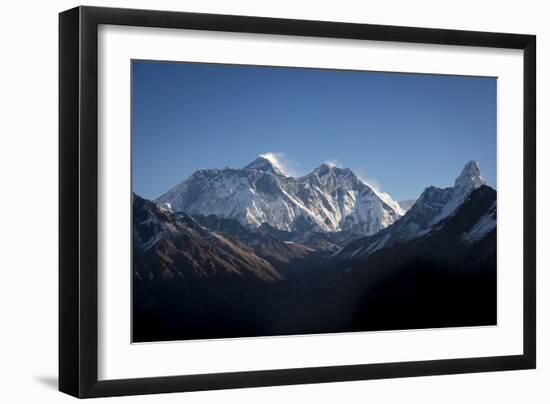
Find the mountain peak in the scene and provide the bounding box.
[426,161,488,226]
[321,161,337,169]
[454,161,486,190]
[314,162,335,177]
[313,162,352,178]
[244,155,286,176]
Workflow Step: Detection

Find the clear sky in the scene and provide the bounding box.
[132,60,496,201]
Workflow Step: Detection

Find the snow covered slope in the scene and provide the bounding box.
[462,201,496,243]
[333,161,490,260]
[156,156,404,237]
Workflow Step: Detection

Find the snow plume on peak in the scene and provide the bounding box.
[258,152,290,176]
[323,159,340,168]
[259,152,284,168]
[360,177,381,192]
[356,174,385,196]
[244,152,289,176]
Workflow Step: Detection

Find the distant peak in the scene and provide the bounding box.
[314,162,351,177]
[316,163,334,175]
[460,160,480,175]
[244,154,286,176]
[454,161,486,189]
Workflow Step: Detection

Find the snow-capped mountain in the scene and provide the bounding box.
[330,184,497,330]
[156,156,404,237]
[334,161,490,260]
[243,154,286,176]
[431,160,487,224]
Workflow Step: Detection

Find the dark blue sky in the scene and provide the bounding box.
[132,60,496,201]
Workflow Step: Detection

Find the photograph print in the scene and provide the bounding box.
[132,60,497,343]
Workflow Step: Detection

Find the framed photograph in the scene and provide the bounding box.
[59,6,536,398]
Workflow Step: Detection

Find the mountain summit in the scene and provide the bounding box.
[334,161,492,260]
[156,157,403,237]
[454,160,487,192]
[431,161,487,225]
[243,155,286,176]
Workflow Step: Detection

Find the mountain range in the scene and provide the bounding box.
[333,160,490,261]
[156,156,404,240]
[133,157,497,342]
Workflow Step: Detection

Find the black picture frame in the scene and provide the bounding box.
[59,5,536,398]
